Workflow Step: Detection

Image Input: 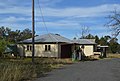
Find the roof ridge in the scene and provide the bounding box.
[20,33,73,43]
[49,33,59,42]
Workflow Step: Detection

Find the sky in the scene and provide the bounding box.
[0,0,120,43]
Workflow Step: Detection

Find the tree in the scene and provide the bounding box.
[109,38,119,53]
[117,44,120,53]
[8,30,21,43]
[95,35,100,44]
[75,25,90,39]
[0,40,9,57]
[81,25,90,38]
[85,34,95,39]
[0,26,32,57]
[104,36,111,41]
[0,26,6,39]
[99,37,108,45]
[106,10,120,37]
[20,28,32,41]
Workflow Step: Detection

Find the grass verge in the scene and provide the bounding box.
[0,58,72,81]
[107,53,120,58]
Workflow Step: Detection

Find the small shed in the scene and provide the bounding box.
[73,39,96,56]
[97,45,108,58]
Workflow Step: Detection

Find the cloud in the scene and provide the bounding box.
[0,0,31,7]
[0,6,31,16]
[0,4,120,17]
[0,22,31,31]
[36,21,80,30]
[42,4,120,17]
[0,16,31,23]
[1,4,119,30]
[0,1,120,43]
[39,0,64,7]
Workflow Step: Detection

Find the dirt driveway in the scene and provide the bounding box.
[35,58,120,81]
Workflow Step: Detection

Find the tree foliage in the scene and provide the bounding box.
[0,26,32,56]
[109,38,119,53]
[0,26,32,43]
[95,35,99,44]
[85,34,95,39]
[0,40,9,56]
[20,28,32,41]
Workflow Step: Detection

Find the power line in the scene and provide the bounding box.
[37,0,49,33]
[36,1,59,57]
[37,0,56,42]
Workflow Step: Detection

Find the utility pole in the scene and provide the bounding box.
[32,0,35,63]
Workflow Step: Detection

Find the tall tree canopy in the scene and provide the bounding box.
[0,26,32,42]
[109,38,119,53]
[0,26,32,56]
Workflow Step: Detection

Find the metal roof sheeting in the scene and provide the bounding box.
[21,33,73,43]
[20,33,96,45]
[73,39,96,45]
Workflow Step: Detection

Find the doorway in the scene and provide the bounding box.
[61,44,72,58]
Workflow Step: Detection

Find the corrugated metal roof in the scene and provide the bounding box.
[97,45,108,48]
[73,39,96,44]
[21,33,73,43]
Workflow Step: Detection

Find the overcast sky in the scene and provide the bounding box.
[0,0,120,43]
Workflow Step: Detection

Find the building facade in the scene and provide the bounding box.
[18,33,96,58]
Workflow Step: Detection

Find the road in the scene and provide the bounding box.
[35,58,120,81]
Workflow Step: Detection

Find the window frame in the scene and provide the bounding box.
[48,45,51,51]
[45,45,51,51]
[45,45,48,51]
[27,45,29,51]
[26,45,32,51]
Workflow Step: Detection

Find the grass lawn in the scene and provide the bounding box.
[0,58,73,81]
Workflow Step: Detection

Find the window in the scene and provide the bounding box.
[45,45,47,51]
[27,45,29,51]
[30,46,32,51]
[26,45,32,51]
[48,45,51,51]
[45,45,51,51]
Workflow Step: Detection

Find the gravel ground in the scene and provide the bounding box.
[35,58,120,81]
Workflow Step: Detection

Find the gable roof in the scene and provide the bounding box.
[73,39,96,45]
[20,33,73,44]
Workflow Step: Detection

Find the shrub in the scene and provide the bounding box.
[0,40,7,57]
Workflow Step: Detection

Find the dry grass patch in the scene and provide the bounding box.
[107,53,120,58]
[0,58,73,81]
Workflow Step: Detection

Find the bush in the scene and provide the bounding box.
[0,40,10,57]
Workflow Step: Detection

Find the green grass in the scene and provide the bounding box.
[0,58,73,81]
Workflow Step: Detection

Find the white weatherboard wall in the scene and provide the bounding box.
[71,45,94,56]
[17,45,25,56]
[83,45,94,56]
[19,44,59,57]
[35,44,58,57]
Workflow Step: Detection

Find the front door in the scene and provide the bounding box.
[61,44,72,58]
